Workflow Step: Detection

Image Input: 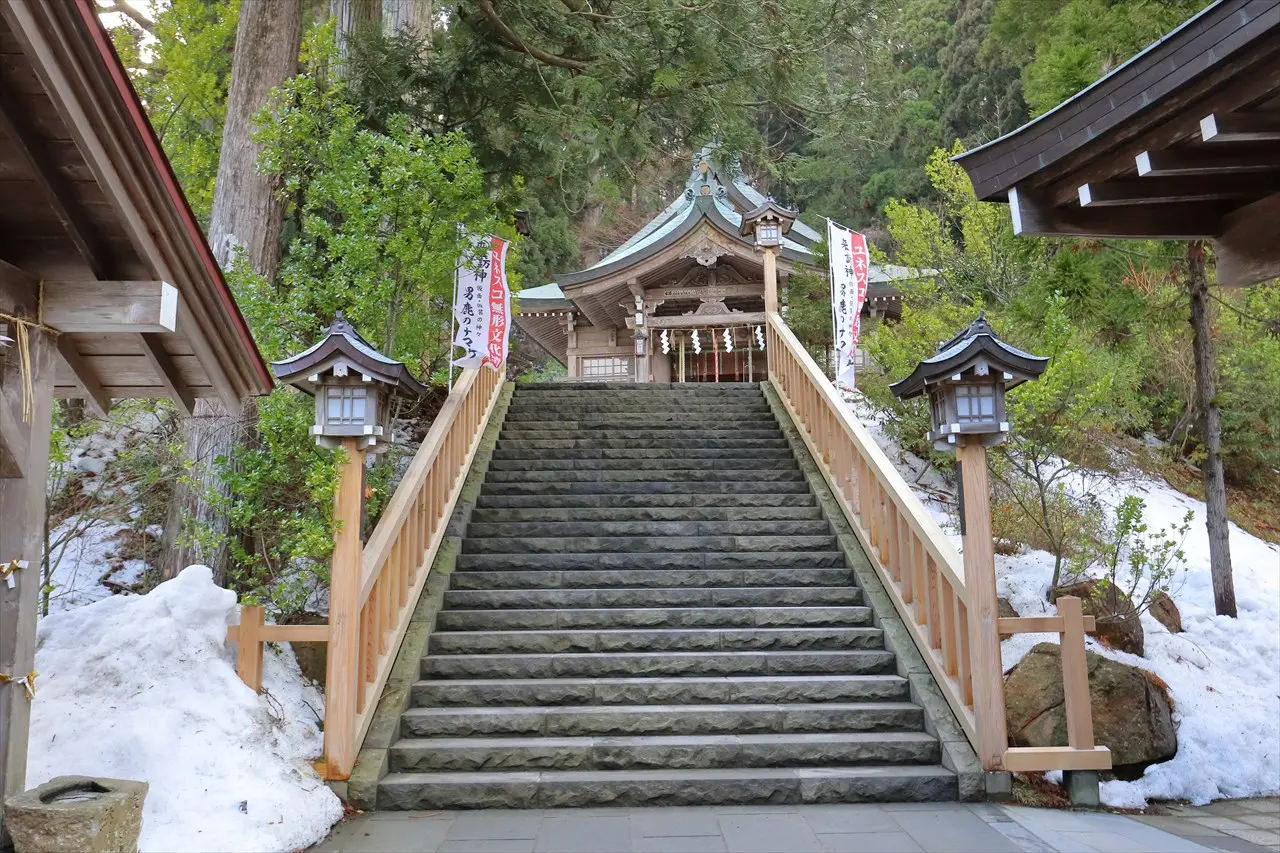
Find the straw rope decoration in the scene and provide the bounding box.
[0,670,38,700]
[1,285,58,423]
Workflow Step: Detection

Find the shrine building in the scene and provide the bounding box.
[514,149,918,383]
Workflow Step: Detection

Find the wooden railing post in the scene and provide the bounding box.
[324,437,365,779]
[955,439,1007,771]
[235,605,265,693]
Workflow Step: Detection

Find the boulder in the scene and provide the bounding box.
[4,776,147,853]
[1149,592,1183,633]
[1053,580,1144,657]
[997,597,1018,620]
[1005,642,1177,772]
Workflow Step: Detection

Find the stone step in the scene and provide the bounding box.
[461,535,838,556]
[436,605,873,631]
[456,551,846,570]
[442,585,865,610]
[377,765,957,810]
[400,702,922,737]
[503,405,773,418]
[390,731,941,774]
[484,468,806,483]
[498,429,785,441]
[410,674,908,707]
[490,447,796,461]
[501,421,777,434]
[468,506,824,523]
[465,520,831,540]
[427,626,884,655]
[448,568,855,591]
[496,438,789,450]
[475,493,815,510]
[517,382,760,392]
[486,457,798,472]
[420,650,897,679]
[479,481,812,496]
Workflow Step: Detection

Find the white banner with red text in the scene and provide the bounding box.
[452,235,511,371]
[827,220,869,391]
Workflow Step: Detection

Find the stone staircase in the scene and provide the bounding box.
[377,382,958,809]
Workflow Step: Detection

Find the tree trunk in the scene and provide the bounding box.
[382,0,432,34]
[207,0,302,279]
[162,0,302,582]
[1186,241,1236,618]
[332,0,381,73]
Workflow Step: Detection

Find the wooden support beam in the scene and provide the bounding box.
[0,392,23,479]
[55,338,111,418]
[138,333,194,416]
[0,259,38,319]
[1200,112,1280,144]
[998,614,1097,634]
[1003,746,1112,772]
[0,89,107,280]
[1215,192,1280,287]
[1010,187,1223,240]
[1136,145,1280,177]
[1078,174,1280,207]
[226,623,329,644]
[42,280,178,334]
[0,327,55,842]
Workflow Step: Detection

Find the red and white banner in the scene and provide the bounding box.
[828,220,869,390]
[452,235,510,371]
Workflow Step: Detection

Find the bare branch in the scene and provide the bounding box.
[96,0,156,35]
[474,0,590,72]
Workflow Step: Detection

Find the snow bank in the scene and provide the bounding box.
[26,566,343,852]
[844,391,1280,807]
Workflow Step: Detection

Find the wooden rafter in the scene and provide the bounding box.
[0,257,38,318]
[1010,187,1225,239]
[138,332,194,415]
[42,280,178,333]
[0,88,106,279]
[55,337,111,417]
[1200,111,1280,143]
[1215,192,1280,287]
[1077,173,1280,207]
[1136,145,1280,177]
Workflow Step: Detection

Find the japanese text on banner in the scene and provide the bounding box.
[827,220,869,390]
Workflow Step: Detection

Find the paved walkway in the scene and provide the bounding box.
[313,801,1279,853]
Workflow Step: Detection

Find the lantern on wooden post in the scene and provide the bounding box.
[269,312,426,778]
[740,199,796,314]
[890,314,1048,782]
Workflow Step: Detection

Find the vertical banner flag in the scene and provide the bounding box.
[827,220,869,390]
[452,235,511,370]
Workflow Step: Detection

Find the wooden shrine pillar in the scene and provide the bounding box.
[0,324,56,844]
[323,437,365,778]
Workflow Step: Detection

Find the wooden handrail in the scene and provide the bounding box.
[766,313,1111,777]
[765,313,980,749]
[327,364,504,779]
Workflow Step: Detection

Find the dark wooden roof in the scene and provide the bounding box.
[0,0,271,414]
[889,314,1048,400]
[953,0,1280,285]
[272,314,427,397]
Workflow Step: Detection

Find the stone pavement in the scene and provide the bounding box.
[312,801,1278,853]
[1133,798,1280,853]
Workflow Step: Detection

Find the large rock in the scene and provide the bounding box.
[1053,580,1144,656]
[997,597,1018,620]
[1005,643,1176,772]
[1149,592,1183,633]
[4,776,147,853]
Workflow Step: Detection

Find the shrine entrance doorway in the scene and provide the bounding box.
[667,327,766,383]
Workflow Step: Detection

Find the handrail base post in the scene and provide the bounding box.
[1064,770,1101,807]
[323,437,366,780]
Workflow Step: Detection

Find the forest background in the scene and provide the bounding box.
[57,0,1278,625]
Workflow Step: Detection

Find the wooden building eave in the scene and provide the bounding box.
[953,0,1280,285]
[0,0,272,412]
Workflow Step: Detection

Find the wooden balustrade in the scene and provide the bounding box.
[764,315,980,750]
[227,364,505,781]
[765,313,1110,775]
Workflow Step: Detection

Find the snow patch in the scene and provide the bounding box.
[27,566,343,852]
[842,391,1280,807]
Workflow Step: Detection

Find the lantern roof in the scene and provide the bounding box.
[271,312,429,397]
[738,198,798,237]
[889,313,1048,400]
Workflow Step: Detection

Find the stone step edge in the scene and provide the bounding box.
[391,731,940,750]
[403,701,922,717]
